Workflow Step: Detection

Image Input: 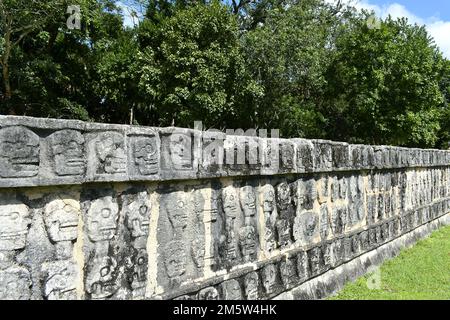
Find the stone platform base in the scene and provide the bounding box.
[274,213,450,300]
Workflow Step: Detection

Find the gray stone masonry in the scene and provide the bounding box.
[0,115,449,300]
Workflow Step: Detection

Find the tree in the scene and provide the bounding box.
[436,58,450,148]
[241,0,344,137]
[136,1,260,128]
[323,13,447,147]
[0,0,126,119]
[0,0,68,107]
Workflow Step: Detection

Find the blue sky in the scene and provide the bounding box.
[367,0,450,21]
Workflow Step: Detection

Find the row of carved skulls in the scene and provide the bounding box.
[0,126,163,178]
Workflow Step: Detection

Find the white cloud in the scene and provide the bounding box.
[426,21,450,58]
[325,0,450,58]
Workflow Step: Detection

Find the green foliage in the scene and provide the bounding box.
[323,14,447,147]
[1,0,450,148]
[0,0,122,117]
[241,0,342,138]
[137,1,261,128]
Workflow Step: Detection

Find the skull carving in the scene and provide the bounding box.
[0,126,39,178]
[262,264,278,295]
[239,225,257,261]
[168,133,192,169]
[244,272,259,300]
[276,219,292,248]
[86,196,119,242]
[44,198,79,243]
[308,247,322,275]
[222,186,239,218]
[193,190,205,222]
[191,236,205,269]
[130,248,148,290]
[304,212,318,237]
[209,190,220,221]
[240,186,256,217]
[198,287,219,300]
[280,258,298,288]
[280,142,294,169]
[48,130,85,176]
[163,191,188,231]
[0,202,31,250]
[124,192,151,239]
[276,182,291,213]
[133,136,158,175]
[220,279,242,300]
[85,256,118,300]
[94,132,126,174]
[262,184,275,213]
[43,260,77,300]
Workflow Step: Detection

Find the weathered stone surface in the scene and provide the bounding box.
[0,115,449,300]
[0,126,39,178]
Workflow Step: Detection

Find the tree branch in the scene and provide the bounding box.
[12,28,34,48]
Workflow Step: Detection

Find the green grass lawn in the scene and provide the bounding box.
[329,225,450,300]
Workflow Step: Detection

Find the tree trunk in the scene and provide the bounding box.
[2,60,11,100]
[2,25,14,114]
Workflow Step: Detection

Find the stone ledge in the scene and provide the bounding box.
[1,115,450,188]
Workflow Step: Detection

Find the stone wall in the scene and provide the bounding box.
[0,115,449,300]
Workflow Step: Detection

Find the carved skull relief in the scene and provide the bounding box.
[0,202,31,250]
[297,179,317,211]
[280,142,294,169]
[244,272,259,300]
[240,186,256,217]
[220,279,242,300]
[168,132,192,169]
[86,196,119,242]
[222,186,239,218]
[209,190,220,221]
[85,255,118,300]
[262,184,277,251]
[276,182,291,213]
[132,136,159,175]
[297,251,309,281]
[130,248,148,290]
[294,211,318,244]
[94,132,126,174]
[238,225,257,261]
[224,222,237,261]
[0,126,40,178]
[124,191,151,239]
[280,258,298,288]
[43,260,78,300]
[193,189,205,222]
[308,247,322,275]
[163,191,188,231]
[48,130,85,176]
[44,198,79,243]
[262,184,275,213]
[276,219,291,248]
[198,287,219,300]
[262,264,278,295]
